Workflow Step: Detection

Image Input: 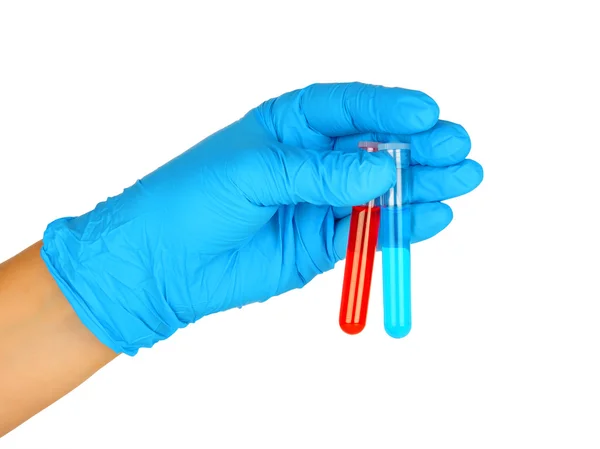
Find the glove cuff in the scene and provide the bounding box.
[41,216,185,356]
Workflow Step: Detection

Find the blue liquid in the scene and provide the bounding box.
[380,206,411,338]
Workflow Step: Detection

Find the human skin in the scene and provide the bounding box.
[0,242,117,436]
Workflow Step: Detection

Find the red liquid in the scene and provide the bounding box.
[339,204,381,335]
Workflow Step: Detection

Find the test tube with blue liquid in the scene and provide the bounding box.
[379,143,412,338]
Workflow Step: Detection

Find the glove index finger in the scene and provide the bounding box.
[300,83,440,138]
[334,121,472,168]
[411,120,472,167]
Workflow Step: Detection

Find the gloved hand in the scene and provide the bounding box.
[41,83,483,355]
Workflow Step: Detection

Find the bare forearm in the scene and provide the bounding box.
[0,242,117,437]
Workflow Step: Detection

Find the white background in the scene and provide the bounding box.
[1,1,599,447]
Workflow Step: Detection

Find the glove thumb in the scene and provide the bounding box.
[231,144,396,207]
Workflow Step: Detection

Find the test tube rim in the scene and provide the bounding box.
[377,142,411,150]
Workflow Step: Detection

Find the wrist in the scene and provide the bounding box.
[0,242,117,435]
[0,241,66,330]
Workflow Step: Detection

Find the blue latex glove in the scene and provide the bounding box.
[41,83,483,355]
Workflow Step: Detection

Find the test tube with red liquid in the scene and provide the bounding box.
[339,141,381,335]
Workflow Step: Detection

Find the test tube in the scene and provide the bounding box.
[379,143,412,338]
[339,141,381,335]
